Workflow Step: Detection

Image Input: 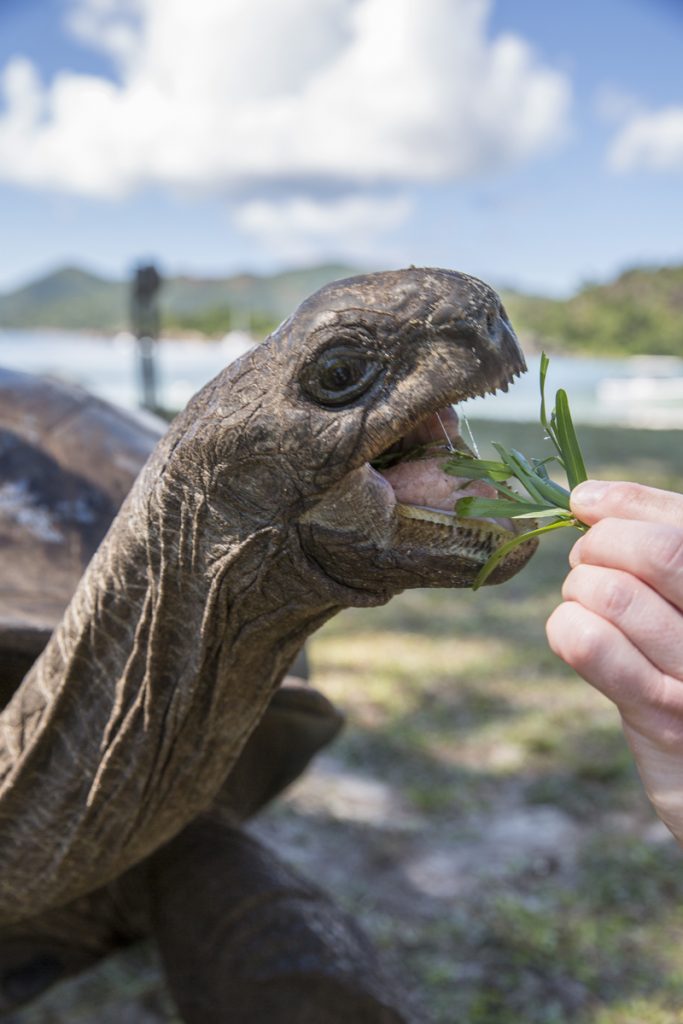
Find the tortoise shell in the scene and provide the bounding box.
[0,367,163,707]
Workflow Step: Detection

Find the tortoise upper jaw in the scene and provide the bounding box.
[356,334,526,476]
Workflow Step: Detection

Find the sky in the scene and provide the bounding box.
[1,0,682,296]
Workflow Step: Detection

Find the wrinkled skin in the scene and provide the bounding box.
[0,268,535,1021]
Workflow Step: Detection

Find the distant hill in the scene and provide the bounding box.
[0,263,358,338]
[1,262,682,355]
[0,267,128,333]
[501,265,683,357]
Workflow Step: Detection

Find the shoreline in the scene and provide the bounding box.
[1,332,682,430]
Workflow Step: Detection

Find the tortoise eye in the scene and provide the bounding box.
[301,347,382,407]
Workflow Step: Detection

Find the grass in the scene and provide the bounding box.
[447,354,591,586]
[303,417,683,1024]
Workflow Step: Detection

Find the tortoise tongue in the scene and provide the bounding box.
[379,406,497,512]
[379,458,496,512]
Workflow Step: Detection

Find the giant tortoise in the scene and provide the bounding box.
[0,268,535,1022]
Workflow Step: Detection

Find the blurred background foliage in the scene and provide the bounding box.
[1,262,683,354]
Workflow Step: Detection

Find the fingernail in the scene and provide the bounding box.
[572,480,609,506]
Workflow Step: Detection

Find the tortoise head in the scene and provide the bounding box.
[162,267,536,605]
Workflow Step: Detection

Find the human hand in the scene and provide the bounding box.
[546,480,683,843]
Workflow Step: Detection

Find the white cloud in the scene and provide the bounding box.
[234,193,413,263]
[608,105,683,173]
[65,0,144,68]
[0,0,570,191]
[0,0,571,253]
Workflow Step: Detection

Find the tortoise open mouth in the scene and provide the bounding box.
[372,404,505,511]
[368,401,526,544]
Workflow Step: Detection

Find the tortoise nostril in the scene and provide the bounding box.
[484,306,503,343]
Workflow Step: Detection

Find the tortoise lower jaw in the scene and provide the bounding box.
[395,502,516,536]
[394,501,536,575]
[386,504,538,586]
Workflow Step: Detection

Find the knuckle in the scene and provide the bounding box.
[546,604,569,652]
[564,563,637,623]
[647,526,683,576]
[562,563,593,601]
[587,518,613,545]
[569,621,605,669]
[598,573,635,620]
[560,568,578,601]
[573,519,612,562]
[607,480,643,510]
[551,602,607,671]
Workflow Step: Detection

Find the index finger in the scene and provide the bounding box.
[570,480,683,529]
[569,517,683,614]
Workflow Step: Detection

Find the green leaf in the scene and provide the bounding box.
[554,389,588,489]
[455,496,570,520]
[458,355,590,588]
[443,455,511,482]
[491,444,547,503]
[472,519,577,590]
[539,352,564,459]
[488,479,531,501]
[507,451,571,509]
[532,457,559,479]
[539,352,550,433]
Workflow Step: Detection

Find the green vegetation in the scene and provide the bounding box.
[447,354,590,587]
[0,263,356,338]
[502,265,683,356]
[0,267,128,333]
[2,262,682,354]
[163,305,281,338]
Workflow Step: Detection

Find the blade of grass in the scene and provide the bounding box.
[472,519,578,590]
[443,455,531,501]
[455,496,571,519]
[554,389,588,489]
[491,444,548,503]
[443,454,511,482]
[540,352,562,457]
[539,352,550,434]
[507,450,572,509]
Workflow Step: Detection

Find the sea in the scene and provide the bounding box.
[1,328,683,430]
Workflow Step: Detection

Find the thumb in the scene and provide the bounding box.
[570,480,683,528]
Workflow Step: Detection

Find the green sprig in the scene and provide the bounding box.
[445,353,589,589]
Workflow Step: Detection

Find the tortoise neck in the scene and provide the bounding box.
[0,465,340,924]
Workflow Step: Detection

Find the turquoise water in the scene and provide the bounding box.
[1,329,682,429]
[0,329,254,413]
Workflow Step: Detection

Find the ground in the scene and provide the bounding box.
[7,419,683,1024]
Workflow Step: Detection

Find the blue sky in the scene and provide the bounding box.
[1,0,682,296]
